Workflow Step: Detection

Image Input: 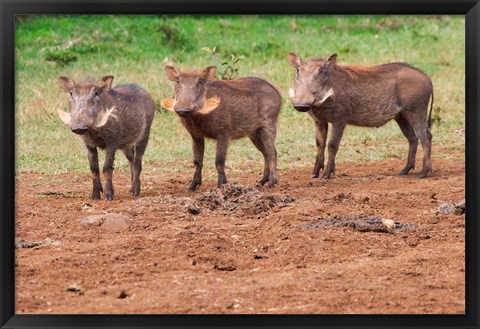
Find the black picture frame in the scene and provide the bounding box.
[1,1,479,328]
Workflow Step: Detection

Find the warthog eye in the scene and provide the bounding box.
[94,90,100,97]
[295,69,299,79]
[318,67,328,77]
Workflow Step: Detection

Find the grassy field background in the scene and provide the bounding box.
[15,15,465,180]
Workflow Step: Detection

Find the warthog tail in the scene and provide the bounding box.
[428,87,434,130]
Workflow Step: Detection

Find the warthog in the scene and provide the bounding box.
[161,65,281,191]
[57,75,155,200]
[288,52,433,179]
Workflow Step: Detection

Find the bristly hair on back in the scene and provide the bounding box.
[334,62,425,79]
[334,64,381,79]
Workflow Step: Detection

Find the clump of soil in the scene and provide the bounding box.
[15,238,41,249]
[302,214,416,233]
[189,183,296,216]
[436,199,465,215]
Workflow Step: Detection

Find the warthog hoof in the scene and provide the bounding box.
[104,190,114,201]
[187,182,200,192]
[399,164,414,176]
[129,185,140,196]
[321,172,333,179]
[258,177,269,186]
[92,185,103,200]
[311,174,319,178]
[267,180,277,188]
[417,169,432,178]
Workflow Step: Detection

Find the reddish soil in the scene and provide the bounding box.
[15,155,465,314]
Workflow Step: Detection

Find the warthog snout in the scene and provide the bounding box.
[175,106,195,117]
[292,103,312,112]
[71,125,89,135]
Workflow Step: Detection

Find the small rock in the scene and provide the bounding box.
[66,283,82,292]
[79,214,105,225]
[101,215,132,232]
[454,199,465,215]
[436,199,465,215]
[80,213,132,232]
[118,290,128,299]
[381,218,396,232]
[214,264,236,271]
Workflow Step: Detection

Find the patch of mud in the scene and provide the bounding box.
[301,214,416,233]
[190,183,296,216]
[436,199,465,215]
[126,183,296,218]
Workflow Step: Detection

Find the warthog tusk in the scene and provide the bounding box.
[318,88,334,104]
[160,97,221,116]
[95,106,117,128]
[57,108,71,125]
[288,88,295,98]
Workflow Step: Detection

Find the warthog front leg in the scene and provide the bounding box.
[312,120,328,178]
[323,122,346,179]
[188,137,204,192]
[103,145,117,201]
[215,136,230,188]
[87,146,103,200]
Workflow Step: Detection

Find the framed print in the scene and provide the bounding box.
[1,0,479,328]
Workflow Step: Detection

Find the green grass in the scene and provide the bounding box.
[15,15,465,176]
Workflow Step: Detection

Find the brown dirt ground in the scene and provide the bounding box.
[15,153,465,314]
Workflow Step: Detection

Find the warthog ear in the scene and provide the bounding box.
[197,97,220,115]
[164,65,180,82]
[327,54,337,64]
[160,98,176,112]
[97,75,114,91]
[59,76,75,92]
[202,66,217,82]
[288,52,302,69]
